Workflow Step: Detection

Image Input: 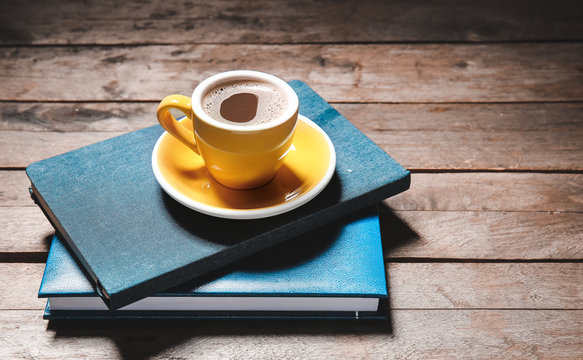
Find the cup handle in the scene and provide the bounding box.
[156,94,200,155]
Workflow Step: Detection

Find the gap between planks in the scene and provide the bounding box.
[3,167,582,174]
[3,40,583,48]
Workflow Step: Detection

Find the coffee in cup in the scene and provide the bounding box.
[202,80,289,126]
[156,70,299,190]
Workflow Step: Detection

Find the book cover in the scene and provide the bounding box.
[40,208,388,320]
[27,80,410,310]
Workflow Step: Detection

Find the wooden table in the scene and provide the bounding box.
[1,1,582,358]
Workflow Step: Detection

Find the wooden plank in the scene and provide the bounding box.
[0,264,46,310]
[382,211,583,260]
[4,172,581,259]
[373,130,583,171]
[0,207,52,254]
[1,44,582,102]
[346,103,583,171]
[0,310,581,359]
[2,262,581,311]
[389,263,583,309]
[1,0,582,45]
[0,131,126,168]
[3,208,583,260]
[336,103,583,133]
[0,171,33,207]
[2,102,583,133]
[386,173,583,212]
[3,129,581,170]
[0,102,157,132]
[1,103,582,170]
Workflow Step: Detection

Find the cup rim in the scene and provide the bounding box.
[191,70,298,132]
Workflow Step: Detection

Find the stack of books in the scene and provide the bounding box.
[27,81,410,320]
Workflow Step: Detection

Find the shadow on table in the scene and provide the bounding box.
[377,201,421,338]
[45,203,418,360]
[46,317,393,359]
[378,202,420,256]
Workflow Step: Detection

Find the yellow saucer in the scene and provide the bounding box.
[152,115,336,219]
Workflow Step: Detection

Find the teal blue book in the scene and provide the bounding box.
[40,209,388,320]
[27,81,410,310]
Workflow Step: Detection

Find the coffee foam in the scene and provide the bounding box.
[202,80,288,126]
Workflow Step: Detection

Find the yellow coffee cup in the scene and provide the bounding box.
[156,70,299,189]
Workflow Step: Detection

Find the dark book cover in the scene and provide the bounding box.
[40,208,388,320]
[27,81,410,310]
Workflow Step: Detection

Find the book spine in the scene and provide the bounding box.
[29,185,111,306]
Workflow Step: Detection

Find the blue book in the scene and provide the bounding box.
[40,208,388,320]
[27,81,410,310]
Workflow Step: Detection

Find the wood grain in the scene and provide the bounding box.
[1,103,581,170]
[336,103,583,133]
[386,173,583,212]
[0,131,126,168]
[1,44,582,102]
[388,263,583,309]
[0,102,157,132]
[0,264,46,310]
[376,130,583,171]
[0,171,33,207]
[0,207,53,254]
[2,102,583,132]
[382,210,583,260]
[2,262,581,311]
[0,310,581,359]
[1,0,582,45]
